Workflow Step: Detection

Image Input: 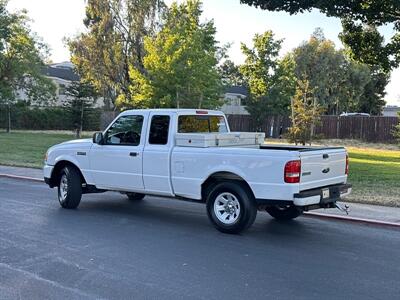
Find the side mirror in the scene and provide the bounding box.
[93,132,104,145]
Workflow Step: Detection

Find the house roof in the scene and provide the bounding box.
[383,106,400,111]
[43,65,80,82]
[224,85,248,96]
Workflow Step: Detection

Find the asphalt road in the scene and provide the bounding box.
[0,178,399,300]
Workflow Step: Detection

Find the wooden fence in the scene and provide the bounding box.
[101,111,399,143]
[226,115,399,143]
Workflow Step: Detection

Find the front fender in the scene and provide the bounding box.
[53,154,81,169]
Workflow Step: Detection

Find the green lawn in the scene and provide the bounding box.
[0,131,92,168]
[346,147,400,207]
[1,131,399,207]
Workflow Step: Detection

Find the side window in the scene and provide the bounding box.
[149,115,170,145]
[105,115,144,145]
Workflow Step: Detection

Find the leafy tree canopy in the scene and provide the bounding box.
[240,0,400,72]
[64,81,98,138]
[0,0,56,131]
[292,29,372,114]
[68,0,165,108]
[239,31,296,126]
[120,0,223,109]
[0,0,55,105]
[240,1,400,26]
[218,60,246,87]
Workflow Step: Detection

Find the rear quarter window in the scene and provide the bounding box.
[149,115,170,145]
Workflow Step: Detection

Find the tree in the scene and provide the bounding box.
[287,79,324,145]
[218,60,245,86]
[0,0,56,132]
[240,0,400,70]
[63,81,98,138]
[239,31,296,127]
[68,0,165,108]
[292,29,372,114]
[120,0,223,109]
[339,23,390,114]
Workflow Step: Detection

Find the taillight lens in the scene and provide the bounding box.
[284,160,301,183]
[345,153,349,175]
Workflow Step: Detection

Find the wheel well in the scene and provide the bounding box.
[201,172,255,202]
[50,161,86,187]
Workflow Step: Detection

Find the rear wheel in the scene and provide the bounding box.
[57,166,82,209]
[206,182,257,234]
[265,205,302,220]
[126,192,145,201]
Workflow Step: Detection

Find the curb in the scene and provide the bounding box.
[1,173,399,229]
[0,173,44,183]
[304,212,400,229]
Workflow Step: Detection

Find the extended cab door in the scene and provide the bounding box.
[142,112,174,196]
[89,112,148,191]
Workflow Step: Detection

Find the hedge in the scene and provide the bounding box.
[0,105,102,131]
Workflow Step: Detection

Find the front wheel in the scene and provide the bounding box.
[265,205,302,220]
[57,166,82,209]
[206,182,257,234]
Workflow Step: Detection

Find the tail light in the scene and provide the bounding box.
[345,153,349,175]
[284,160,301,183]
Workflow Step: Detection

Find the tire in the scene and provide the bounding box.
[265,205,302,220]
[57,166,82,209]
[206,182,257,234]
[126,192,145,201]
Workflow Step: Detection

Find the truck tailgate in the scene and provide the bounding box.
[299,148,347,191]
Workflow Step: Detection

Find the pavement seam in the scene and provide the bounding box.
[304,212,400,228]
[0,262,101,299]
[0,173,44,182]
[1,173,399,228]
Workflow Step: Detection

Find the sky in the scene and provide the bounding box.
[7,0,400,105]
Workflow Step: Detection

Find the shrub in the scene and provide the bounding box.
[393,111,400,144]
[0,103,101,131]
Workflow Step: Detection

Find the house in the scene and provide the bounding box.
[382,105,400,117]
[44,62,105,108]
[220,85,249,115]
[18,61,104,108]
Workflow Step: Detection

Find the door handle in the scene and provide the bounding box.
[129,152,139,157]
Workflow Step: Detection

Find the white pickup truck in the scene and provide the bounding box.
[44,109,351,233]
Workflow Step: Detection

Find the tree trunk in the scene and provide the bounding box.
[6,102,11,133]
[198,93,203,109]
[176,89,180,109]
[310,96,317,144]
[77,99,84,139]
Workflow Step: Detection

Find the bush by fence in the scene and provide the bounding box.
[0,105,102,131]
[227,114,399,143]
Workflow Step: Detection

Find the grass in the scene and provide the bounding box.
[345,147,400,207]
[1,131,399,207]
[0,130,93,168]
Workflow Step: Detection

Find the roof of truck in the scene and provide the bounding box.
[120,109,224,115]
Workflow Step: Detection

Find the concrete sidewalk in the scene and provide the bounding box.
[0,165,43,179]
[1,165,399,226]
